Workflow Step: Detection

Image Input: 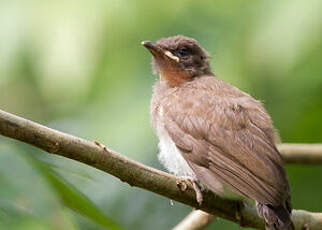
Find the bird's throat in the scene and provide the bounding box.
[160,70,192,88]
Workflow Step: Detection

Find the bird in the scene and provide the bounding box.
[141,35,294,230]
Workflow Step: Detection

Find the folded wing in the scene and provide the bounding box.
[162,83,289,206]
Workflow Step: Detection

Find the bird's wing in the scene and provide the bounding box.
[162,83,288,206]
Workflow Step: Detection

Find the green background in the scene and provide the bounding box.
[0,0,321,229]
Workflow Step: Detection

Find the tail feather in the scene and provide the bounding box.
[256,202,294,230]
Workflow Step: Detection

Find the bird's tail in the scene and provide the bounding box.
[256,202,294,230]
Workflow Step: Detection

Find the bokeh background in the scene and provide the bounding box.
[0,0,322,229]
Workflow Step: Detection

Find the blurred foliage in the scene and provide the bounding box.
[0,0,322,229]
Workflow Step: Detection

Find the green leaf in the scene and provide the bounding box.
[25,156,123,230]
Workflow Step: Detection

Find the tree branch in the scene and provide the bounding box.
[278,143,322,164]
[0,109,322,229]
[173,210,215,230]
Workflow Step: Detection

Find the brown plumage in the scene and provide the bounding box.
[142,35,293,230]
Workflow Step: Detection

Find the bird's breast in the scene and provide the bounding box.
[155,106,196,178]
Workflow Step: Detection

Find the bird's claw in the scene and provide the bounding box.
[176,178,188,192]
[176,176,203,206]
[191,180,203,206]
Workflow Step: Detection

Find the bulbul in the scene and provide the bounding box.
[142,35,293,230]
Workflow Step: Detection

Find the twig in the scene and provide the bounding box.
[173,210,215,230]
[0,109,322,229]
[278,143,322,164]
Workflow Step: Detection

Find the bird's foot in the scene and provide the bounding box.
[176,178,188,191]
[191,180,203,206]
[176,176,203,206]
[93,141,107,152]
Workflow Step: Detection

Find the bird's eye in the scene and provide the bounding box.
[178,47,190,56]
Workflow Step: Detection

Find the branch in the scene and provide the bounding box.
[0,109,322,230]
[278,143,322,164]
[173,210,215,230]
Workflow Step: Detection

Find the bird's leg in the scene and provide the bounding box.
[176,176,203,206]
[93,141,107,152]
[191,179,203,206]
[191,180,203,206]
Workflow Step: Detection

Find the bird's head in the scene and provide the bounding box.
[142,35,212,87]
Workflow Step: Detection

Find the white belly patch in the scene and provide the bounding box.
[156,118,195,177]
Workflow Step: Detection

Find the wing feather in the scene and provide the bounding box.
[161,82,288,205]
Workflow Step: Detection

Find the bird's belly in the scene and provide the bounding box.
[156,122,196,178]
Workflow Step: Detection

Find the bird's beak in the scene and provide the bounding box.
[141,41,180,63]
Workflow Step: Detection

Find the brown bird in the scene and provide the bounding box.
[142,35,293,230]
